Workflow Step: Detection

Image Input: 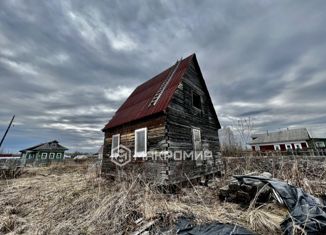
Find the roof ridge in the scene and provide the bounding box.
[20,140,68,152]
[103,54,195,130]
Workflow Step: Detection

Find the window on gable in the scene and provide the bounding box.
[135,128,147,157]
[111,134,120,157]
[192,92,202,110]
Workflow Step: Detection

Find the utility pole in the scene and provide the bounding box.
[0,115,15,149]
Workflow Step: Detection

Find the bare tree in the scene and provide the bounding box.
[219,127,240,156]
[233,116,254,150]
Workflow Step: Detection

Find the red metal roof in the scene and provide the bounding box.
[103,54,194,130]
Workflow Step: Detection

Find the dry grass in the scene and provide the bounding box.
[247,204,285,234]
[0,162,287,235]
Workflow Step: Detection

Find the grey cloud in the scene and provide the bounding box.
[1,0,326,152]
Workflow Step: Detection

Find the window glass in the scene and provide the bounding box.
[111,134,120,156]
[56,153,62,159]
[192,128,202,151]
[192,92,202,110]
[136,131,145,152]
[135,128,147,156]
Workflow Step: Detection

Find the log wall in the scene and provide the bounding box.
[101,59,222,184]
[164,60,222,183]
[102,115,168,180]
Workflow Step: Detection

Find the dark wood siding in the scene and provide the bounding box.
[166,60,220,155]
[165,60,221,182]
[102,114,168,180]
[101,57,222,184]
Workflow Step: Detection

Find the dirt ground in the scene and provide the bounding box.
[0,161,288,235]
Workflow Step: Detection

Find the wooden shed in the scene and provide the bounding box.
[102,54,222,185]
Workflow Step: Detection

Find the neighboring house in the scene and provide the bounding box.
[0,154,21,172]
[102,53,221,184]
[0,154,20,158]
[249,128,326,152]
[20,140,68,165]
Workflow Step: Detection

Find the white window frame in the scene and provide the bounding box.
[274,144,281,151]
[56,153,62,159]
[192,128,202,152]
[134,128,147,157]
[41,152,47,159]
[286,144,292,150]
[294,143,302,150]
[49,153,55,159]
[111,134,120,157]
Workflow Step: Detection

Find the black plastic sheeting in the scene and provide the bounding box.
[176,217,256,235]
[234,175,326,235]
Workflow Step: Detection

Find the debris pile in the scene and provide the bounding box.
[219,172,272,204]
[219,173,326,235]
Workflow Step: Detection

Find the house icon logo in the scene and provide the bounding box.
[110,144,132,167]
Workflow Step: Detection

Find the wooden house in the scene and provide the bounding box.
[20,140,68,166]
[102,54,222,185]
[249,128,326,152]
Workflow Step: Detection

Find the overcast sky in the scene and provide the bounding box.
[1,0,326,153]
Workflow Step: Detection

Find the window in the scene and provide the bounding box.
[316,142,325,148]
[192,128,202,152]
[56,153,62,159]
[286,144,292,150]
[49,153,55,159]
[192,92,202,110]
[294,143,302,150]
[135,128,147,157]
[111,134,120,157]
[41,153,47,159]
[274,145,281,151]
[192,128,202,165]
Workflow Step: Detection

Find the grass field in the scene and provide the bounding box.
[0,161,290,234]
